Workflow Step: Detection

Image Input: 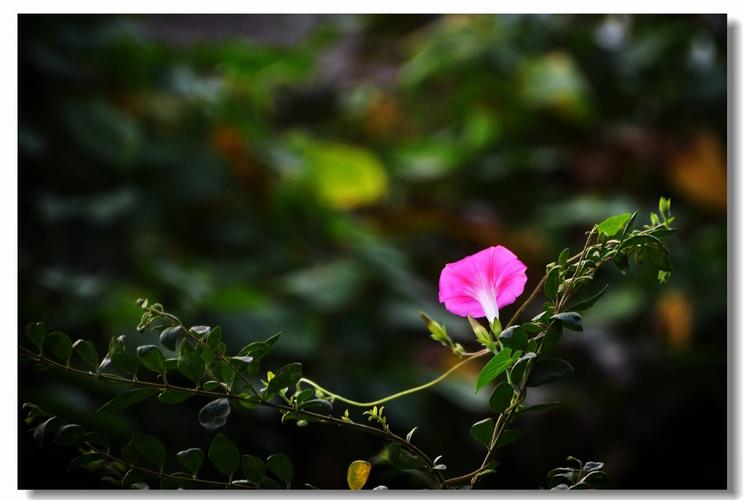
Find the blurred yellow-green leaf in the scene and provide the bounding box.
[346,460,372,490]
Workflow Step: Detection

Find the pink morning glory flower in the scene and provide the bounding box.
[438,245,528,324]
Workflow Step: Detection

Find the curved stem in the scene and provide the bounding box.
[298,351,488,408]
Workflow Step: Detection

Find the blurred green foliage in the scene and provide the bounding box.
[19,14,726,489]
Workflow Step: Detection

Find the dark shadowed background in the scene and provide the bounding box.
[18,14,727,489]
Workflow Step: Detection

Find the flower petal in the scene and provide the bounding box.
[438,245,528,323]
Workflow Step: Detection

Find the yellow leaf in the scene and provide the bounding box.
[668,132,726,214]
[305,142,388,210]
[346,460,372,490]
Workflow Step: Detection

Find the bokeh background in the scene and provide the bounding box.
[18,14,727,489]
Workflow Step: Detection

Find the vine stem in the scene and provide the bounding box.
[298,353,487,408]
[297,272,549,409]
[88,445,254,489]
[19,345,446,488]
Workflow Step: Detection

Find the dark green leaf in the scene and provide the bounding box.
[597,213,631,237]
[208,433,240,478]
[265,363,302,397]
[108,336,138,375]
[54,424,85,446]
[518,401,561,414]
[25,322,47,352]
[387,443,426,471]
[541,321,563,352]
[299,399,333,414]
[475,348,512,392]
[495,429,522,448]
[160,326,184,351]
[498,326,528,352]
[33,416,64,446]
[569,285,609,312]
[558,248,570,267]
[267,453,294,484]
[470,418,495,447]
[46,331,73,364]
[137,345,166,375]
[488,382,514,413]
[68,452,102,470]
[199,398,231,431]
[121,433,166,471]
[98,388,158,412]
[241,454,266,484]
[620,233,664,249]
[551,312,583,332]
[83,431,109,451]
[544,266,560,301]
[261,477,283,489]
[176,448,204,476]
[178,341,205,385]
[205,326,222,348]
[123,468,153,488]
[72,339,98,369]
[157,390,193,405]
[528,359,574,387]
[160,477,185,489]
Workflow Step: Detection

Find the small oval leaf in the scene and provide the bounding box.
[347,460,372,490]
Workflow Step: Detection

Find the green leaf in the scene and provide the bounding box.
[159,326,184,351]
[157,390,193,405]
[160,477,186,489]
[510,352,535,386]
[54,424,85,446]
[68,452,102,470]
[557,248,570,268]
[83,431,109,451]
[544,266,560,301]
[386,443,426,471]
[541,322,563,352]
[72,339,98,369]
[199,398,231,431]
[265,363,302,397]
[569,285,609,312]
[498,326,528,352]
[137,345,166,376]
[528,359,574,387]
[468,315,493,349]
[127,432,167,470]
[551,312,583,332]
[488,382,514,413]
[108,336,138,375]
[347,460,372,490]
[176,448,204,476]
[25,322,47,352]
[208,433,240,478]
[122,468,153,488]
[597,213,631,237]
[33,416,64,446]
[470,418,495,447]
[261,477,283,489]
[299,399,333,414]
[518,401,561,414]
[98,388,158,412]
[495,429,522,448]
[267,453,294,484]
[475,348,512,392]
[178,341,205,385]
[46,331,73,364]
[241,454,266,484]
